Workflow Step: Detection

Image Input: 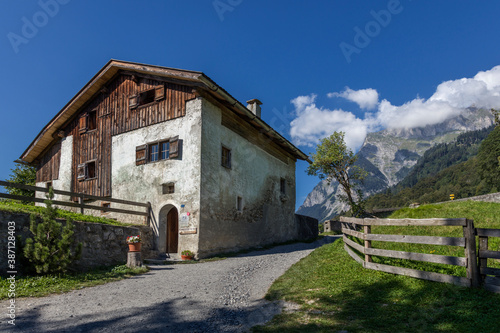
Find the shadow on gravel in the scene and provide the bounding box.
[17,297,282,332]
[234,236,339,259]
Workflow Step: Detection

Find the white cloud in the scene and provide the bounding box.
[290,65,500,149]
[328,87,379,110]
[289,95,369,150]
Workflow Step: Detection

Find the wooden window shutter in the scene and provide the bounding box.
[155,85,165,101]
[77,163,86,181]
[79,113,88,134]
[129,95,139,109]
[136,144,148,165]
[169,136,179,158]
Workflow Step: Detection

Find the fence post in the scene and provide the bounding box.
[464,219,480,288]
[364,224,372,263]
[79,193,85,215]
[145,202,151,226]
[478,236,488,283]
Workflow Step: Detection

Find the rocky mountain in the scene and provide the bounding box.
[296,108,495,222]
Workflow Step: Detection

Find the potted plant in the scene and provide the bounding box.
[126,235,142,252]
[181,250,194,260]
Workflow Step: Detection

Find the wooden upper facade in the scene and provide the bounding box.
[22,60,309,197]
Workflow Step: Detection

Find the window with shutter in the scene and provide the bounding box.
[129,95,139,109]
[155,85,165,101]
[79,113,88,134]
[136,144,147,165]
[77,163,86,181]
[169,136,179,158]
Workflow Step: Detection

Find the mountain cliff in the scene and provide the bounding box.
[296,108,495,222]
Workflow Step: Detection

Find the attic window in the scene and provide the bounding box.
[129,85,165,110]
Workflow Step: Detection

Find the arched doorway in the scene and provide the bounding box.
[159,205,179,254]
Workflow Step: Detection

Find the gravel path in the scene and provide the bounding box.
[1,236,337,333]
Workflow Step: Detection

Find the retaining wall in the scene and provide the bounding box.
[0,210,155,274]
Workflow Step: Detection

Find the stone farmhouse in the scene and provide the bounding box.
[19,60,314,258]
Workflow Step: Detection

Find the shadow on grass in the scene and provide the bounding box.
[260,278,500,333]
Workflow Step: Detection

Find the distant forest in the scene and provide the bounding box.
[365,125,499,210]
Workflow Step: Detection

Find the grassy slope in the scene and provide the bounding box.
[0,265,149,299]
[254,201,500,332]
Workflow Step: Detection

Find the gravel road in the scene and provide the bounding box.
[1,236,337,333]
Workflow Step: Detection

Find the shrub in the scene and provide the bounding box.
[23,188,82,274]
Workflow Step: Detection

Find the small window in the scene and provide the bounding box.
[221,146,231,169]
[87,161,96,179]
[162,183,175,194]
[237,196,243,212]
[77,161,97,181]
[280,178,286,195]
[88,110,97,131]
[101,202,110,215]
[46,181,52,189]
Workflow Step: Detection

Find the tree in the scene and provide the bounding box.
[23,188,82,275]
[307,132,367,217]
[6,162,36,204]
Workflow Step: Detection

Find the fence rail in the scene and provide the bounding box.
[477,227,500,293]
[0,180,151,224]
[340,216,482,290]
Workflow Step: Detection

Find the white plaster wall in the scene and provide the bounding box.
[111,98,203,254]
[36,136,74,207]
[199,98,297,257]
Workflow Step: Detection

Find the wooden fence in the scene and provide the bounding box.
[0,180,151,225]
[477,228,500,293]
[340,216,483,289]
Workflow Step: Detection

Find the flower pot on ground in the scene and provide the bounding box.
[127,235,142,252]
[181,250,194,260]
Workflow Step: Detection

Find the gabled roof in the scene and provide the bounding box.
[20,60,309,163]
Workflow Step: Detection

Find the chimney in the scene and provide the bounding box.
[246,99,263,118]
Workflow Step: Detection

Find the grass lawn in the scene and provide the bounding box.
[253,201,500,332]
[0,200,137,227]
[254,239,500,333]
[0,265,149,300]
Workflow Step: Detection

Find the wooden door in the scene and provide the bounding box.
[167,208,178,253]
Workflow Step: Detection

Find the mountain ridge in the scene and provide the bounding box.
[297,108,495,222]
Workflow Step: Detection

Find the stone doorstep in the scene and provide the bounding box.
[144,252,190,264]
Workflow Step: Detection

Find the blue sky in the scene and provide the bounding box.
[1,1,500,209]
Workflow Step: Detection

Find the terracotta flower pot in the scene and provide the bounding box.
[128,243,141,252]
[181,255,193,260]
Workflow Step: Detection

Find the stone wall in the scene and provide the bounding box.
[0,210,155,274]
[440,192,500,204]
[295,214,319,241]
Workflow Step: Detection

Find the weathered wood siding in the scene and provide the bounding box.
[37,73,196,197]
[36,141,61,182]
